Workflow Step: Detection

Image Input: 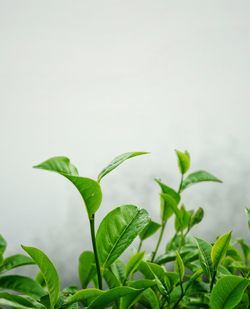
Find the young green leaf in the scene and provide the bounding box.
[210,275,250,309]
[175,150,190,175]
[97,152,149,182]
[0,275,46,299]
[0,292,41,309]
[65,288,104,306]
[78,251,96,288]
[155,179,181,204]
[139,220,161,241]
[138,288,160,309]
[103,268,121,288]
[161,193,182,225]
[245,208,250,229]
[96,205,150,268]
[175,251,185,281]
[211,231,232,270]
[125,252,144,278]
[195,238,214,279]
[181,170,222,192]
[110,259,126,284]
[175,205,191,232]
[22,246,60,309]
[87,287,143,309]
[0,234,6,256]
[34,157,102,217]
[0,254,34,274]
[189,207,204,230]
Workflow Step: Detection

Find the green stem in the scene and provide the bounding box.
[151,221,167,262]
[178,175,184,194]
[89,215,102,290]
[210,271,217,292]
[137,239,143,252]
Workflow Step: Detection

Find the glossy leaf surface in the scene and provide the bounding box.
[0,254,34,273]
[78,251,96,288]
[98,152,148,182]
[211,231,232,270]
[96,205,150,268]
[22,246,60,309]
[195,238,214,279]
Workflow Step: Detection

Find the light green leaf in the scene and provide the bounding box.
[0,235,7,266]
[110,260,126,284]
[88,287,143,309]
[210,275,250,309]
[181,170,222,192]
[211,231,232,270]
[139,220,161,241]
[175,205,191,232]
[139,288,160,309]
[0,292,41,309]
[65,288,104,306]
[34,157,102,217]
[185,268,203,292]
[125,252,144,278]
[161,193,182,225]
[175,251,185,281]
[96,205,150,268]
[175,150,190,175]
[189,207,204,229]
[78,251,96,288]
[195,238,214,279]
[103,269,121,288]
[146,262,170,295]
[155,179,181,204]
[0,275,46,299]
[0,254,34,274]
[120,279,156,309]
[97,152,149,182]
[245,208,250,229]
[22,246,60,309]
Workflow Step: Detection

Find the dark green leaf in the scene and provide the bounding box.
[0,292,41,309]
[139,220,161,241]
[97,152,149,182]
[0,275,46,299]
[22,246,60,309]
[189,207,204,229]
[34,157,102,217]
[87,287,143,309]
[175,150,190,175]
[181,170,222,192]
[0,254,34,274]
[210,275,250,309]
[78,251,96,288]
[211,231,232,270]
[65,288,104,306]
[175,251,185,281]
[195,238,214,279]
[125,252,144,278]
[138,288,160,309]
[96,205,150,268]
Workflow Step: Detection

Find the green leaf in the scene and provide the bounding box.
[110,260,126,284]
[175,205,191,232]
[245,208,250,229]
[34,157,102,217]
[210,275,250,309]
[78,251,96,288]
[0,254,34,274]
[103,269,121,288]
[0,275,46,299]
[0,235,6,256]
[97,152,148,182]
[96,205,150,268]
[189,207,204,229]
[155,179,181,204]
[211,231,232,270]
[0,292,41,309]
[161,193,182,225]
[120,280,156,309]
[87,287,143,309]
[125,252,144,278]
[195,238,214,279]
[175,150,190,175]
[138,288,160,309]
[139,220,161,241]
[22,246,60,309]
[146,262,170,295]
[65,288,104,306]
[175,251,185,281]
[185,268,203,292]
[181,170,222,192]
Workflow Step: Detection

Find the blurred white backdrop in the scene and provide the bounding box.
[0,0,250,285]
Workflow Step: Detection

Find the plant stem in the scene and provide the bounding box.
[173,281,184,309]
[210,271,217,292]
[177,174,184,194]
[151,221,167,262]
[89,215,102,290]
[137,239,143,252]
